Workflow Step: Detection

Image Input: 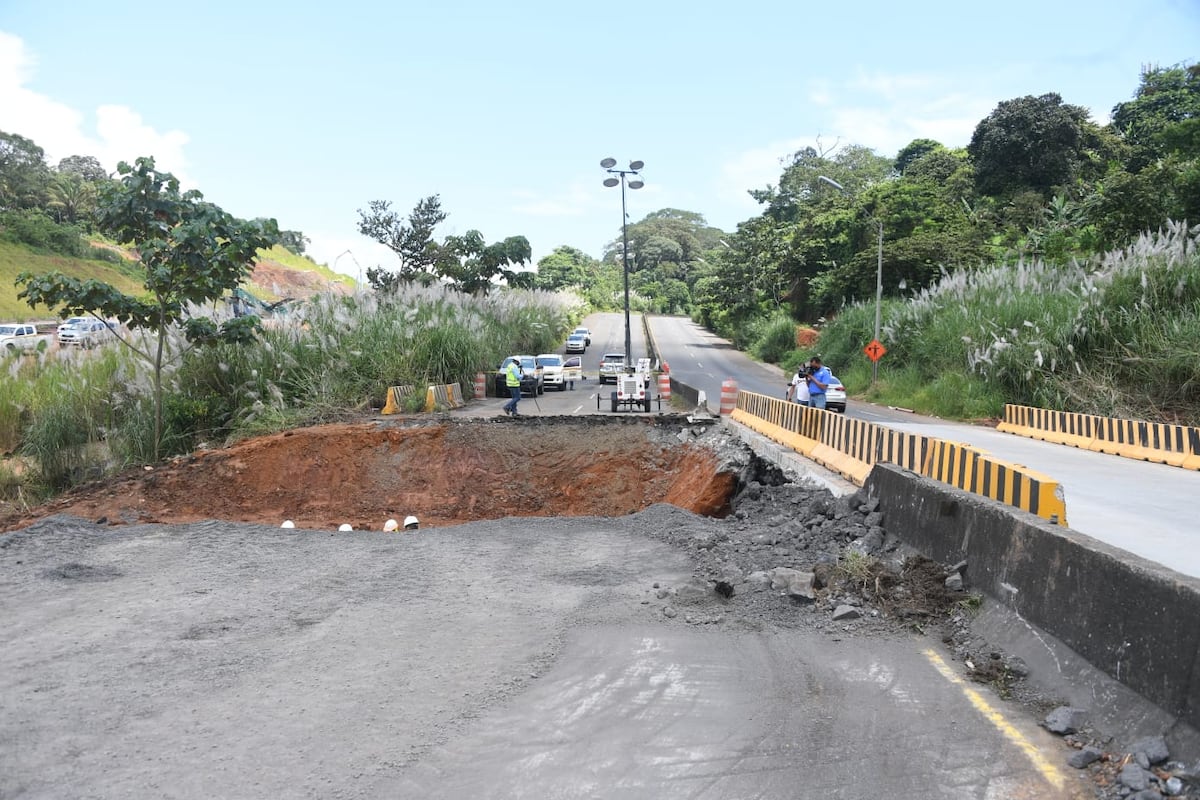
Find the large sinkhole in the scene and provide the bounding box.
[22,416,767,531]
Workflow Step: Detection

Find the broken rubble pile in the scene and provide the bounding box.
[637,469,973,635]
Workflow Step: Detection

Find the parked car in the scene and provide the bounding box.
[537,353,567,391]
[565,333,587,354]
[493,355,544,397]
[598,352,626,385]
[57,316,91,342]
[0,323,52,352]
[58,319,114,348]
[825,375,847,413]
[572,327,592,346]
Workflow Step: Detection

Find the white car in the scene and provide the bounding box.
[826,375,847,413]
[59,319,115,348]
[598,352,626,385]
[57,316,91,342]
[536,353,567,391]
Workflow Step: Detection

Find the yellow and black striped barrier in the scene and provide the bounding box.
[733,392,1068,526]
[1000,404,1200,471]
[923,439,1067,525]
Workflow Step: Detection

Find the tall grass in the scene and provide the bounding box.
[812,220,1200,422]
[1,282,582,497]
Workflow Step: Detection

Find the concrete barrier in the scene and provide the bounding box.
[921,438,1068,527]
[424,383,465,412]
[1001,403,1200,471]
[998,405,1098,450]
[381,385,416,415]
[864,462,1200,733]
[734,390,1069,526]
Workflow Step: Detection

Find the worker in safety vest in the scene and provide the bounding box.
[501,358,523,416]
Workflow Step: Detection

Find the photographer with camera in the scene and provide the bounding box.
[785,363,811,406]
[805,356,833,410]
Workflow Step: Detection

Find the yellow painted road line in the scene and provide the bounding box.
[923,648,1066,791]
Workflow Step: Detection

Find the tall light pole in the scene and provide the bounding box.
[601,158,644,363]
[818,175,884,385]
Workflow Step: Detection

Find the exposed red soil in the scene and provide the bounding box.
[1,419,736,532]
[249,258,351,301]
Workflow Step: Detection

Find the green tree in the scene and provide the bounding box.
[277,229,310,256]
[357,195,446,291]
[16,157,278,460]
[534,245,598,291]
[1111,63,1200,157]
[0,130,52,210]
[894,139,943,174]
[56,154,109,183]
[46,172,96,225]
[436,230,532,293]
[968,93,1092,198]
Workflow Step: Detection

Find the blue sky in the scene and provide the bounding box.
[1,1,1196,280]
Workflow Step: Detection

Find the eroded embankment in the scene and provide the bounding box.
[1,416,746,531]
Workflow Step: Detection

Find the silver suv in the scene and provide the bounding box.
[58,319,113,348]
[598,353,626,385]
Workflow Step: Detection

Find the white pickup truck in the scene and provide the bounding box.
[0,323,52,352]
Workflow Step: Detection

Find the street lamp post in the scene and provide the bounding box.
[818,175,884,385]
[601,158,644,364]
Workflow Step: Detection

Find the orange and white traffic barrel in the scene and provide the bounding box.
[719,378,738,415]
[473,372,487,399]
[658,372,671,402]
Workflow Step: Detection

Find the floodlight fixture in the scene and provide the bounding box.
[601,158,646,364]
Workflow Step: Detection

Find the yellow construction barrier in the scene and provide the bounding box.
[424,383,466,412]
[998,405,1097,450]
[922,438,1068,526]
[1002,403,1200,471]
[381,385,416,415]
[735,391,1069,526]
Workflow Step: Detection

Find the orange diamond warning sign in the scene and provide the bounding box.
[864,339,887,362]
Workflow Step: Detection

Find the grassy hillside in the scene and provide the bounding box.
[0,240,145,321]
[0,240,353,322]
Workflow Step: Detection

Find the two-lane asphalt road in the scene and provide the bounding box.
[647,314,1200,579]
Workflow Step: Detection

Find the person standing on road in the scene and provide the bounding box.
[502,358,523,416]
[806,356,833,410]
[786,365,811,406]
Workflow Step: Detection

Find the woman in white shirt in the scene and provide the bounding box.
[786,369,811,406]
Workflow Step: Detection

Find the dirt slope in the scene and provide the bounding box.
[0,417,737,532]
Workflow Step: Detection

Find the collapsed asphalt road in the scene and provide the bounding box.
[1,417,1196,798]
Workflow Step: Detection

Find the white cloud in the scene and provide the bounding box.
[509,182,596,218]
[305,232,394,281]
[0,30,191,181]
[718,137,813,210]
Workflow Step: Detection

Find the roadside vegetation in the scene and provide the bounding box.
[814,222,1200,423]
[1,285,577,503]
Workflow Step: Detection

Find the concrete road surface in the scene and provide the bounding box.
[1,514,1086,799]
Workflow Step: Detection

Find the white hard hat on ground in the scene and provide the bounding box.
[403,515,419,529]
[338,523,353,532]
[383,518,399,532]
[281,520,295,529]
